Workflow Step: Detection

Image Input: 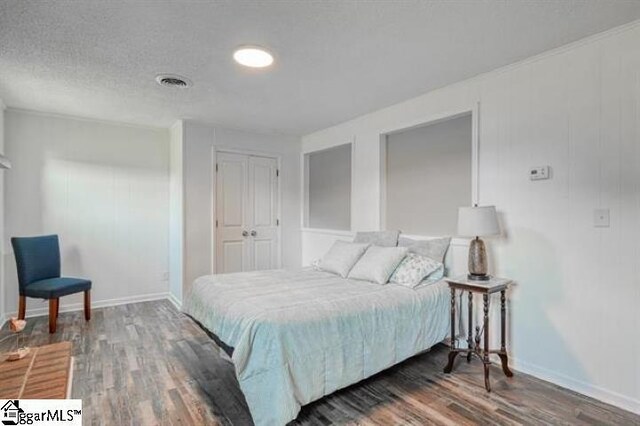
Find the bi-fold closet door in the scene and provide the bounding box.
[215,152,279,273]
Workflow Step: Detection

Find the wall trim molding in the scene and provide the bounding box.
[475,18,640,82]
[5,107,167,132]
[300,227,354,237]
[302,20,640,145]
[167,293,182,311]
[3,292,170,322]
[510,357,640,415]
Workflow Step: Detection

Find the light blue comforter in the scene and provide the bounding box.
[183,268,450,426]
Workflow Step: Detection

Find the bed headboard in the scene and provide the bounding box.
[300,229,470,277]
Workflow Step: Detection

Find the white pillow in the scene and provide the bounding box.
[319,241,369,277]
[390,253,444,288]
[348,246,408,284]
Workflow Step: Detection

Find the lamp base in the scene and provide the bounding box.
[467,273,491,281]
[468,237,489,280]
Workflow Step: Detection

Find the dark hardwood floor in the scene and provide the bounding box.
[1,300,638,425]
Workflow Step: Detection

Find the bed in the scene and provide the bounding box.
[182,267,450,426]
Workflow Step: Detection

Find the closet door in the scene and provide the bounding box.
[216,152,249,273]
[248,156,279,271]
[216,152,279,273]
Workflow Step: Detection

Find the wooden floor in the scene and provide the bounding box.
[1,300,638,426]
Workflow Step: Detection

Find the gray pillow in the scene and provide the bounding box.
[348,246,408,284]
[397,236,451,263]
[319,241,370,278]
[353,230,399,247]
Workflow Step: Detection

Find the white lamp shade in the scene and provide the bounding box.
[457,205,500,237]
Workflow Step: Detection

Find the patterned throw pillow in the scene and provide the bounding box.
[389,253,444,288]
[415,264,445,288]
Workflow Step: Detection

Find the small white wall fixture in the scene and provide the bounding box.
[0,153,11,170]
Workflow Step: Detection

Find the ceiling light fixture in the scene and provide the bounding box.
[155,74,192,88]
[233,46,274,68]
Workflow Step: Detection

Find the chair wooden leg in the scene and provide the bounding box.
[49,298,59,334]
[18,296,26,320]
[84,290,91,321]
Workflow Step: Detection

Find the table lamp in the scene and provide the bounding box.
[457,205,500,281]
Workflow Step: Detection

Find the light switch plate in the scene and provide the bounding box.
[594,209,610,227]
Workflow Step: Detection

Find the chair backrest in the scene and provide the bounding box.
[11,235,61,290]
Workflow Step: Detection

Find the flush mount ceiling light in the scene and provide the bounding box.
[233,46,274,68]
[155,74,192,88]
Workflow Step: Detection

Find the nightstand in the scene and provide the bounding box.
[443,275,513,391]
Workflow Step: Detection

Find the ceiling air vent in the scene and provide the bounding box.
[155,74,192,88]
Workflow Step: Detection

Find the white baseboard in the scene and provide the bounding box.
[510,357,640,415]
[167,293,182,311]
[3,292,170,322]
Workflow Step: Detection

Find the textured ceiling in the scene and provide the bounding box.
[1,1,640,135]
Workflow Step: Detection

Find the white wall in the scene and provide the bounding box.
[302,22,640,413]
[386,114,472,235]
[168,120,184,307]
[182,121,301,296]
[0,100,5,321]
[4,110,170,317]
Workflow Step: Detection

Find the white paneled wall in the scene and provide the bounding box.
[181,121,301,295]
[302,22,640,413]
[4,110,170,316]
[0,100,5,321]
[169,120,184,307]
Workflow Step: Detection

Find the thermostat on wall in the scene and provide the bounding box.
[529,166,550,181]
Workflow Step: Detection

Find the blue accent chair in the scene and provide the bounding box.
[11,235,91,333]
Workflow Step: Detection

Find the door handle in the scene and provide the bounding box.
[250,230,257,237]
[242,230,249,237]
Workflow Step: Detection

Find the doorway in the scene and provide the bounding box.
[215,151,280,273]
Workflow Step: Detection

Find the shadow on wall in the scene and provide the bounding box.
[500,227,591,385]
[4,156,169,316]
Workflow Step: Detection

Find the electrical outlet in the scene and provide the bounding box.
[594,209,610,228]
[529,166,550,181]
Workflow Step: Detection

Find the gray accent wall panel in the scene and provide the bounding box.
[386,115,471,235]
[308,144,351,230]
